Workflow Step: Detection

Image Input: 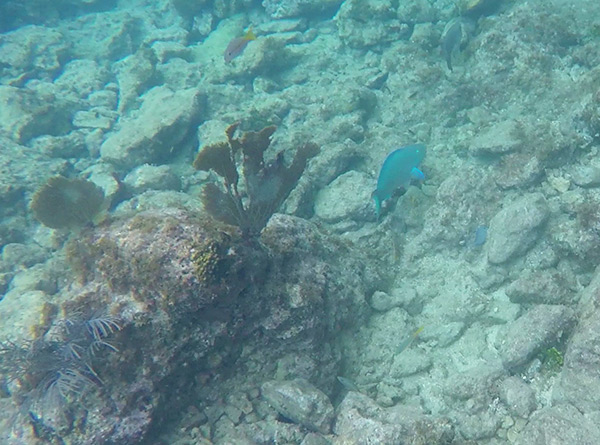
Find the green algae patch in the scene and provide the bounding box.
[541,346,564,374]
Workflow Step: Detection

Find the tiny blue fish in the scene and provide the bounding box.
[372,144,426,219]
[472,225,488,247]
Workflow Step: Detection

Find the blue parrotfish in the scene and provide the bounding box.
[372,144,426,219]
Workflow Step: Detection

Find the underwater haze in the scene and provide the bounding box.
[1,0,600,443]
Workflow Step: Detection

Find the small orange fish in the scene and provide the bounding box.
[224,28,256,63]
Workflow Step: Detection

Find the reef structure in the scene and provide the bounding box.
[0,206,377,443]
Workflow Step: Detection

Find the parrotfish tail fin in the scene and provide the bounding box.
[446,55,453,71]
[372,191,381,221]
[410,167,425,182]
[245,27,256,41]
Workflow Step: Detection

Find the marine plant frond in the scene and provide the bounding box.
[272,141,320,210]
[62,340,86,362]
[89,339,119,356]
[2,310,123,413]
[85,315,122,341]
[193,124,319,237]
[40,367,93,401]
[0,340,29,380]
[192,141,238,186]
[225,121,241,149]
[240,125,277,185]
[201,182,244,228]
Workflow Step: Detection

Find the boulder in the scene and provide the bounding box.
[261,379,334,434]
[100,86,203,169]
[486,193,549,264]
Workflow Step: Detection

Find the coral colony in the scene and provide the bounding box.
[193,123,319,237]
[0,312,121,411]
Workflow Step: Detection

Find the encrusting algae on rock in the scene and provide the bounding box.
[66,209,263,313]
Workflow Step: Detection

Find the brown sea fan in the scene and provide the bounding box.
[30,176,105,229]
[193,123,319,237]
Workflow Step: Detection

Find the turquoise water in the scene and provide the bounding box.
[1,0,600,443]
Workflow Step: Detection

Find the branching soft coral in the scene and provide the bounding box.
[193,123,319,237]
[0,312,121,414]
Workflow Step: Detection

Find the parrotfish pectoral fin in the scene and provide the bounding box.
[372,191,381,220]
[410,167,425,181]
